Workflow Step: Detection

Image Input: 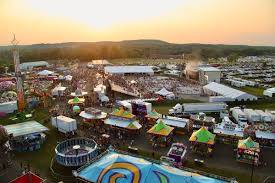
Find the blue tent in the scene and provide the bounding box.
[77,152,228,183]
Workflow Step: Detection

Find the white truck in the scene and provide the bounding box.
[169,102,227,116]
[255,110,272,123]
[231,108,248,126]
[51,115,77,134]
[243,109,261,123]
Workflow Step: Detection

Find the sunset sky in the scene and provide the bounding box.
[0,0,274,46]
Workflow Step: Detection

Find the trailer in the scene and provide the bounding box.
[0,101,17,114]
[231,108,248,125]
[183,102,227,113]
[51,115,77,134]
[254,110,272,123]
[243,109,261,123]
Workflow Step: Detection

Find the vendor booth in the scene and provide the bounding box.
[189,113,216,132]
[51,85,67,96]
[104,107,142,133]
[189,126,216,156]
[68,96,85,105]
[71,88,88,97]
[147,120,174,147]
[4,121,49,151]
[237,137,260,166]
[158,116,189,135]
[145,110,162,127]
[214,117,244,144]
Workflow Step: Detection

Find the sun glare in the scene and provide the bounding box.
[26,0,185,29]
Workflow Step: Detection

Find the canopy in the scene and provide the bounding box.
[77,151,227,183]
[4,121,49,137]
[238,137,260,151]
[111,108,135,119]
[73,105,81,113]
[79,111,107,120]
[155,88,173,96]
[37,70,54,76]
[189,127,215,145]
[10,172,44,183]
[68,97,85,104]
[145,110,161,119]
[100,95,109,102]
[104,118,142,130]
[1,91,17,97]
[147,120,174,136]
[65,75,73,81]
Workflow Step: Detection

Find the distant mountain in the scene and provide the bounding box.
[0,39,274,63]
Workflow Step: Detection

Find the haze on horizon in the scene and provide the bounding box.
[0,0,274,46]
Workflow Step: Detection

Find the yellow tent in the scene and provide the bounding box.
[111,107,135,119]
[189,126,215,145]
[147,120,174,136]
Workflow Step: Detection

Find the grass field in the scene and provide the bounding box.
[239,86,265,97]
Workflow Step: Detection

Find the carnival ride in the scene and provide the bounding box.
[55,138,98,167]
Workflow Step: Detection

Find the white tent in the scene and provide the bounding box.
[51,85,67,96]
[100,95,109,102]
[203,82,257,101]
[263,88,275,97]
[38,70,54,76]
[65,75,73,81]
[155,88,173,96]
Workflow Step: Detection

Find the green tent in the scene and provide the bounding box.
[147,120,174,136]
[189,127,215,145]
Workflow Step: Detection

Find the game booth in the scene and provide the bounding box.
[4,121,49,152]
[74,150,232,183]
[145,110,162,127]
[79,107,107,126]
[236,137,260,166]
[189,126,216,156]
[104,107,142,133]
[147,120,174,147]
[163,143,187,167]
[214,117,244,144]
[189,113,216,132]
[157,116,189,135]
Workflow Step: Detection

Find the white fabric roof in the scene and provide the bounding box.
[38,70,54,76]
[203,82,257,100]
[198,66,221,72]
[104,66,154,74]
[255,131,275,140]
[158,116,188,128]
[20,61,49,70]
[155,88,173,96]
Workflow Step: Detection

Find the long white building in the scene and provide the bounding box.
[203,82,257,102]
[104,66,154,75]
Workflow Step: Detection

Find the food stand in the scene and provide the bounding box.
[147,120,174,147]
[145,110,162,127]
[237,137,260,166]
[4,121,49,152]
[189,126,215,156]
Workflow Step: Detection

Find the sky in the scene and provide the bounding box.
[0,0,274,46]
